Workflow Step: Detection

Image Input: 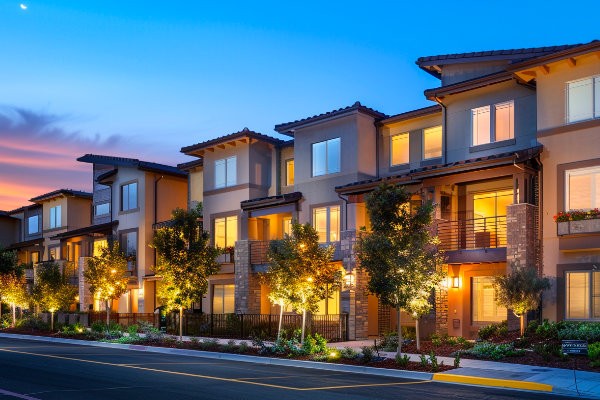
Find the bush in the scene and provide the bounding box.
[238,341,249,354]
[360,346,374,363]
[477,321,509,341]
[339,346,358,359]
[454,353,461,368]
[534,320,559,340]
[128,324,139,335]
[589,342,600,367]
[429,351,441,372]
[15,316,49,331]
[419,353,428,367]
[462,341,525,360]
[395,353,410,368]
[533,342,566,361]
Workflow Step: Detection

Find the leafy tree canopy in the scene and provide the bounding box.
[84,242,130,306]
[32,261,77,312]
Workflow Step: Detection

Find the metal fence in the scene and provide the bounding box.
[166,313,348,341]
[88,312,157,327]
[437,216,507,251]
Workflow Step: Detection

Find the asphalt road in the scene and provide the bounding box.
[0,337,578,400]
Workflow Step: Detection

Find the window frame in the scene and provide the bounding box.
[312,205,340,243]
[119,229,138,273]
[564,165,600,211]
[565,270,600,320]
[312,138,340,177]
[212,283,235,314]
[120,181,138,212]
[390,131,410,166]
[215,156,237,189]
[285,159,295,186]
[471,276,507,325]
[471,100,514,147]
[422,125,442,160]
[49,205,62,229]
[94,202,110,216]
[566,75,600,124]
[27,215,39,235]
[213,215,238,248]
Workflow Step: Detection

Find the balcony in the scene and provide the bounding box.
[249,240,341,266]
[437,216,507,251]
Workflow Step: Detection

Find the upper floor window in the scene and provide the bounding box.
[391,132,409,166]
[49,205,61,229]
[313,205,340,243]
[567,76,600,123]
[120,231,137,272]
[94,202,110,216]
[215,156,237,189]
[27,215,39,235]
[423,126,442,159]
[121,182,138,211]
[472,100,514,146]
[214,215,237,248]
[312,138,340,177]
[565,166,600,211]
[285,159,295,186]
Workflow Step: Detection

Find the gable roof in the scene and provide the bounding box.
[181,128,285,156]
[424,70,514,100]
[379,105,441,125]
[77,154,187,178]
[417,44,581,79]
[177,159,204,171]
[274,101,387,135]
[30,189,92,203]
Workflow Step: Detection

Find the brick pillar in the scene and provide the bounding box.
[341,229,369,340]
[234,240,261,314]
[435,266,449,335]
[506,203,539,332]
[354,267,370,340]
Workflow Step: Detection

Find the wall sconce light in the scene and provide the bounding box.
[344,271,355,290]
[452,276,460,288]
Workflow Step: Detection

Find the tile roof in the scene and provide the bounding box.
[30,189,92,203]
[274,101,387,135]
[240,191,303,211]
[51,221,118,240]
[508,40,600,72]
[181,128,286,155]
[77,154,186,178]
[424,71,513,100]
[177,159,204,171]
[380,105,441,125]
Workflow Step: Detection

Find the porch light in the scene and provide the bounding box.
[452,276,460,288]
[344,271,355,290]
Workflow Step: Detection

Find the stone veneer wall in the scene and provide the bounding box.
[234,240,261,314]
[506,203,540,331]
[341,229,369,340]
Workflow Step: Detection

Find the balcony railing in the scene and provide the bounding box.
[249,240,342,265]
[437,216,507,251]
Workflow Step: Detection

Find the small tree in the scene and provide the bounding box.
[32,262,78,331]
[357,183,445,355]
[0,272,28,327]
[84,242,130,328]
[152,205,221,340]
[494,262,551,336]
[263,222,341,343]
[0,246,20,321]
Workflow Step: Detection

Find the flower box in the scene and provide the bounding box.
[557,218,600,236]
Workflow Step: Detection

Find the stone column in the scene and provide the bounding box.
[234,240,261,314]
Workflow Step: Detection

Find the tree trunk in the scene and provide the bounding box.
[11,303,16,327]
[396,308,402,357]
[301,309,306,344]
[106,300,110,330]
[51,311,54,332]
[0,300,2,321]
[179,306,183,341]
[415,318,420,351]
[277,302,284,340]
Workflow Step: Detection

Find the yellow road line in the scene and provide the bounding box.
[432,373,553,392]
[0,347,429,392]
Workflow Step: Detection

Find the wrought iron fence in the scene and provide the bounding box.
[437,216,507,251]
[88,312,157,327]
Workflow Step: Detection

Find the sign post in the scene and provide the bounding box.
[562,340,588,356]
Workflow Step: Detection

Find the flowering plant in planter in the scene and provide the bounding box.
[554,208,600,222]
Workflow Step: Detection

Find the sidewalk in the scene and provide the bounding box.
[1,333,598,398]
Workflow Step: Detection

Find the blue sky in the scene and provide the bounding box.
[0,0,598,209]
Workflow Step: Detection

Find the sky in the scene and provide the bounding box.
[1,0,598,210]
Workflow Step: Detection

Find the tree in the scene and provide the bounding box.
[84,242,130,328]
[357,183,445,355]
[31,261,78,331]
[494,262,551,336]
[262,222,341,343]
[152,205,221,340]
[0,272,28,327]
[0,246,20,321]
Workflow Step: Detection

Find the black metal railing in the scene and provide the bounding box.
[89,312,157,327]
[437,216,507,251]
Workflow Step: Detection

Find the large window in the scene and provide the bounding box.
[566,271,600,320]
[472,100,514,146]
[312,138,340,176]
[121,182,138,211]
[313,205,340,243]
[215,156,237,189]
[472,276,507,324]
[213,284,235,314]
[286,159,295,186]
[94,202,110,216]
[423,126,442,159]
[120,231,137,272]
[49,205,61,229]
[391,132,409,166]
[565,166,600,210]
[316,288,340,315]
[567,76,600,123]
[27,215,39,235]
[214,216,238,248]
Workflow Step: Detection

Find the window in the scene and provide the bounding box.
[121,182,138,211]
[28,215,39,235]
[566,271,600,320]
[49,205,61,229]
[214,216,238,248]
[471,101,514,146]
[565,166,600,210]
[49,246,59,261]
[30,251,40,264]
[567,76,600,123]
[316,289,340,314]
[391,132,409,166]
[472,276,507,323]
[94,202,110,216]
[423,126,442,159]
[282,217,292,237]
[213,284,235,314]
[313,205,340,243]
[93,239,108,257]
[215,156,237,189]
[312,138,340,176]
[120,231,137,272]
[285,159,295,186]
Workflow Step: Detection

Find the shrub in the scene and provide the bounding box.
[430,333,443,347]
[339,346,359,359]
[302,335,318,355]
[395,353,410,368]
[477,321,509,341]
[533,342,566,361]
[419,353,428,367]
[429,351,440,372]
[454,353,461,368]
[15,316,49,331]
[127,324,139,335]
[588,342,600,367]
[463,342,525,360]
[238,341,249,354]
[456,336,473,349]
[360,346,374,363]
[534,320,559,340]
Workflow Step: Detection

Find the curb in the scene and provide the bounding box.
[0,333,554,394]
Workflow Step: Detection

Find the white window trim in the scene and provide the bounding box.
[214,215,238,248]
[121,182,138,211]
[215,156,237,189]
[471,100,514,147]
[312,205,340,243]
[312,138,341,177]
[49,205,61,229]
[422,125,443,160]
[566,75,600,124]
[565,165,600,211]
[390,132,410,166]
[285,159,294,186]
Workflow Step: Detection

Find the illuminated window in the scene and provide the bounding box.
[94,203,110,216]
[93,239,108,257]
[423,126,442,159]
[49,205,61,229]
[215,156,237,189]
[28,215,39,235]
[565,166,600,210]
[214,216,238,248]
[567,76,600,123]
[49,246,59,261]
[312,138,340,176]
[121,182,138,211]
[566,271,600,320]
[391,132,409,166]
[316,288,340,315]
[471,101,513,146]
[120,231,137,272]
[30,251,40,264]
[472,276,506,323]
[282,217,292,237]
[213,284,235,314]
[286,159,295,186]
[313,205,340,243]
